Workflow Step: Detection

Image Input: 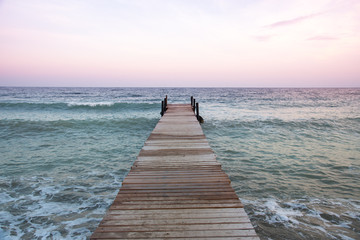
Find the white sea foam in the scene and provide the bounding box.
[242,197,360,239]
[263,199,303,225]
[0,211,21,240]
[34,224,59,239]
[0,228,15,240]
[0,192,14,204]
[67,102,115,107]
[337,234,356,240]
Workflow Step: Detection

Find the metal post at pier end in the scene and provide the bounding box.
[161,100,164,116]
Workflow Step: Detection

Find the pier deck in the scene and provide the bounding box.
[91,104,259,239]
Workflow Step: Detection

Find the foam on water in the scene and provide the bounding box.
[67,102,115,107]
[0,172,120,239]
[242,197,360,239]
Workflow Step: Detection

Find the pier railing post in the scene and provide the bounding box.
[161,95,168,116]
[161,100,164,116]
[190,96,193,109]
[193,98,196,112]
[196,102,199,120]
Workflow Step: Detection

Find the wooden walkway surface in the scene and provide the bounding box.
[91,104,259,239]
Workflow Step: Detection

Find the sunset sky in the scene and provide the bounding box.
[0,0,359,87]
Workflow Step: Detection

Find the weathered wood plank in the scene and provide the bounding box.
[101,218,251,225]
[122,178,230,184]
[108,203,244,210]
[91,229,258,239]
[113,195,240,202]
[103,214,250,220]
[123,174,229,179]
[126,170,224,175]
[92,238,259,240]
[95,223,255,231]
[119,185,232,191]
[111,191,239,199]
[106,207,249,215]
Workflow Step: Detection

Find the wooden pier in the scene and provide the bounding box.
[91,103,259,239]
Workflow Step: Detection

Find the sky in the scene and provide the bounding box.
[0,0,359,87]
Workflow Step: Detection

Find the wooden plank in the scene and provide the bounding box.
[113,198,239,205]
[117,189,230,193]
[91,229,258,239]
[106,207,249,215]
[117,190,235,195]
[114,195,240,201]
[94,238,260,240]
[95,223,255,231]
[108,203,244,210]
[111,193,239,199]
[90,103,258,240]
[120,182,231,187]
[103,214,250,220]
[100,217,252,225]
[122,178,230,184]
[126,170,225,175]
[123,175,230,181]
[118,189,235,194]
[119,185,233,190]
[138,149,214,157]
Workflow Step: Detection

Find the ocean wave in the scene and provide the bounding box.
[0,118,159,139]
[0,102,66,110]
[0,173,120,240]
[203,117,359,133]
[242,197,360,240]
[0,102,159,111]
[67,102,115,107]
[66,102,159,110]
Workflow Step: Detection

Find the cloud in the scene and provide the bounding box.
[307,36,338,41]
[265,13,321,28]
[253,35,273,42]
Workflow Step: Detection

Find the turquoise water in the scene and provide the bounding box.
[0,87,359,239]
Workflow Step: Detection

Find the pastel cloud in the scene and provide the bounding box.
[307,36,338,41]
[253,35,274,42]
[264,13,322,28]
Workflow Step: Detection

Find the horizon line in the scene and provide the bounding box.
[1,86,359,89]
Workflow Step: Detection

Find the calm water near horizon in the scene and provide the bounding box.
[0,87,359,239]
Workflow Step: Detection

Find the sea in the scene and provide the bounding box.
[0,87,359,240]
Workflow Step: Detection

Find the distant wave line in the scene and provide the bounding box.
[0,102,159,110]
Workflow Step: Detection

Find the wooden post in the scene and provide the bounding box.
[190,96,193,108]
[193,98,196,112]
[161,100,164,116]
[165,95,168,108]
[196,102,199,120]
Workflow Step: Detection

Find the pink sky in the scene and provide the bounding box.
[0,0,359,87]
